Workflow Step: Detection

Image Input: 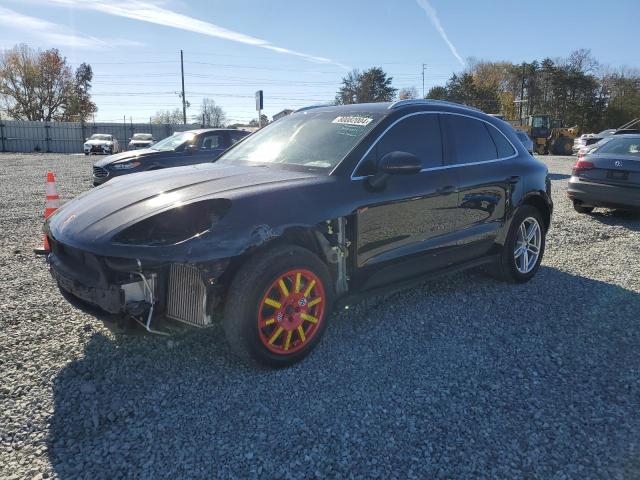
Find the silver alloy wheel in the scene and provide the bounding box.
[513,217,542,274]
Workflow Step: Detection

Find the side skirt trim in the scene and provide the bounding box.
[336,254,499,309]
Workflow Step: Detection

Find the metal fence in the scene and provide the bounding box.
[0,119,202,153]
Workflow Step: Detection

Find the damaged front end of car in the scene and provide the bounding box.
[46,199,351,335]
[47,234,232,336]
[45,194,239,333]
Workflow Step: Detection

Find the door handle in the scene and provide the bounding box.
[507,175,521,185]
[436,185,456,195]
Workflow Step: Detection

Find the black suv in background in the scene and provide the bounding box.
[48,100,552,367]
[92,128,250,185]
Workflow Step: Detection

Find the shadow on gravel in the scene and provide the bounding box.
[48,266,640,479]
[588,210,640,232]
[548,173,571,180]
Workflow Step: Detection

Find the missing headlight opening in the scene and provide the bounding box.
[113,199,232,246]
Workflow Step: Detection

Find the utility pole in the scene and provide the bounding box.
[519,63,526,125]
[180,50,187,125]
[422,64,427,98]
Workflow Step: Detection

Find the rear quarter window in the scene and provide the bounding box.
[230,131,248,145]
[488,126,516,157]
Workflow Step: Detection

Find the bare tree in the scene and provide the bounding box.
[0,44,85,121]
[151,108,184,125]
[398,87,418,100]
[198,98,226,127]
[565,48,599,74]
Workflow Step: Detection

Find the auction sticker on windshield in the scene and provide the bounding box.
[332,116,373,126]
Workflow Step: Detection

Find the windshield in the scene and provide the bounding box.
[531,116,549,128]
[90,134,111,141]
[217,110,383,170]
[151,132,195,151]
[595,137,640,156]
[132,134,153,140]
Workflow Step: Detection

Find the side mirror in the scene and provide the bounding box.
[185,144,198,154]
[368,151,421,190]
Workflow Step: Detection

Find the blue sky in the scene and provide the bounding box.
[0,0,638,123]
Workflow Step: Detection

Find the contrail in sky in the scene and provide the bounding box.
[37,0,350,69]
[416,0,465,67]
[0,6,141,49]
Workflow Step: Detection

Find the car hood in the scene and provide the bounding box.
[85,139,113,145]
[93,149,158,166]
[47,163,321,248]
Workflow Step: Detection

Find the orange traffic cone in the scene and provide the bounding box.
[34,171,60,254]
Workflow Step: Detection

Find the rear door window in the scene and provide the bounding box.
[443,115,499,164]
[355,113,443,176]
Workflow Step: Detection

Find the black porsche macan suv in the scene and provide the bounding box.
[46,100,552,367]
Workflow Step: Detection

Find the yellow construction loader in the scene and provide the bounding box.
[513,115,578,155]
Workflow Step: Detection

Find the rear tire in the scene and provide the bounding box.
[494,205,546,283]
[223,245,333,367]
[573,202,594,214]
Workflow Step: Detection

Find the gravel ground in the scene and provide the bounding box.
[1,153,639,479]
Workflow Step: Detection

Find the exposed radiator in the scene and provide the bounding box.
[166,264,212,327]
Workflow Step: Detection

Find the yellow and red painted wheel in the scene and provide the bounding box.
[257,268,326,355]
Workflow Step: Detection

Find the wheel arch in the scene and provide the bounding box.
[520,192,552,231]
[219,221,348,295]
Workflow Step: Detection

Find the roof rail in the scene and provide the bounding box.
[617,118,640,130]
[295,104,333,113]
[388,99,482,112]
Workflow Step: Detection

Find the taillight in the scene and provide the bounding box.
[572,159,594,175]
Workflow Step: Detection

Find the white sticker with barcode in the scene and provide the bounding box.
[332,116,373,126]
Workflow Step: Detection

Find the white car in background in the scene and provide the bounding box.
[572,129,616,155]
[84,134,120,155]
[127,133,155,150]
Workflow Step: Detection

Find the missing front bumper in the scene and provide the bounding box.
[48,241,225,331]
[49,252,156,314]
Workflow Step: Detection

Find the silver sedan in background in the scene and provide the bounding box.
[568,134,640,213]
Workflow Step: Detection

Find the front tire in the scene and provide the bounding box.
[494,205,546,283]
[223,245,333,367]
